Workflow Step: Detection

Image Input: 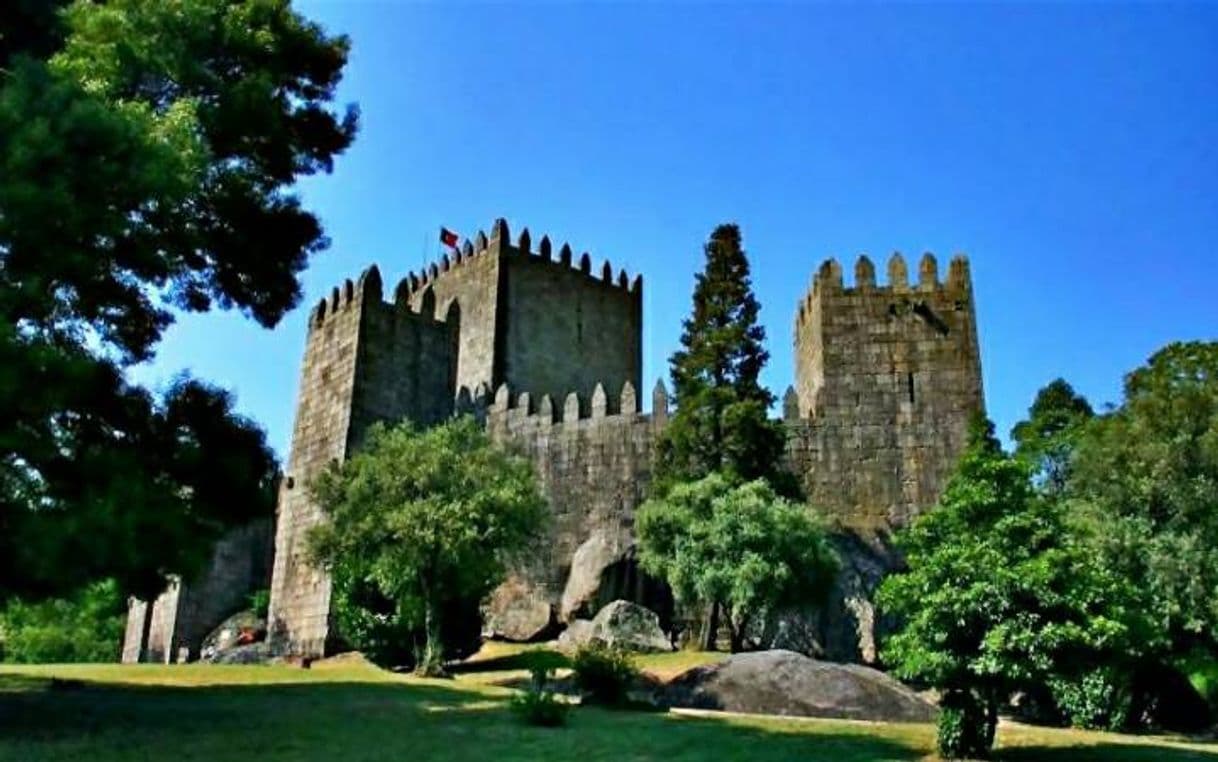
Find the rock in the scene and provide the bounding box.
[661,650,937,723]
[560,532,625,622]
[557,619,594,651]
[211,642,270,665]
[558,600,672,653]
[482,574,557,642]
[756,532,898,664]
[200,610,266,662]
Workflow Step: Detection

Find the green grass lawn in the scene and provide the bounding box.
[0,653,1214,762]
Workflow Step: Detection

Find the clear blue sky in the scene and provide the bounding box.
[134,2,1217,460]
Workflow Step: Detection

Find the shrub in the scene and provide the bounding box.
[571,642,639,706]
[509,666,569,727]
[247,589,271,619]
[937,690,995,760]
[0,580,125,664]
[1050,667,1133,731]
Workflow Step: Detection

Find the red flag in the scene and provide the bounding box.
[439,227,459,249]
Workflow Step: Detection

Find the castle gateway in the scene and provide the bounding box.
[124,217,983,664]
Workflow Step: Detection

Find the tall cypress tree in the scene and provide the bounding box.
[655,224,788,493]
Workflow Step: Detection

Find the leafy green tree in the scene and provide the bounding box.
[307,418,547,676]
[1011,378,1094,495]
[637,474,837,653]
[655,224,789,492]
[0,0,355,602]
[878,418,1154,757]
[1070,341,1218,650]
[0,579,125,663]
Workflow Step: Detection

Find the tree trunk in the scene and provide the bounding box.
[417,581,446,677]
[728,611,750,653]
[700,601,720,651]
[138,598,154,663]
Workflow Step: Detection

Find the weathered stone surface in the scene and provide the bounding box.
[558,600,672,653]
[121,519,273,663]
[483,575,556,642]
[560,532,628,622]
[240,221,982,663]
[200,610,266,662]
[661,650,936,723]
[210,642,270,665]
[756,532,896,664]
[556,619,594,652]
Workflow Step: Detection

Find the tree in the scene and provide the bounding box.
[877,418,1154,757]
[636,474,838,653]
[307,417,547,676]
[0,0,356,602]
[1011,378,1094,495]
[1070,341,1218,650]
[0,579,125,664]
[655,224,789,492]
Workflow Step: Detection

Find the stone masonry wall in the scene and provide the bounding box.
[485,381,658,588]
[497,222,643,408]
[403,232,501,395]
[267,267,457,656]
[121,584,180,664]
[789,253,983,531]
[122,519,273,662]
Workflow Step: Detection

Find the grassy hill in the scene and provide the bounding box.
[0,650,1214,762]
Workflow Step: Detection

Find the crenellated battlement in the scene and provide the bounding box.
[795,253,972,330]
[381,218,642,314]
[467,378,669,427]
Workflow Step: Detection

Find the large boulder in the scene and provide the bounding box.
[661,650,936,723]
[558,600,672,653]
[753,532,898,664]
[211,642,270,665]
[560,532,625,622]
[482,574,557,642]
[200,610,266,662]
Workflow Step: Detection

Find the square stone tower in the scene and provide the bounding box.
[401,218,642,408]
[787,253,984,530]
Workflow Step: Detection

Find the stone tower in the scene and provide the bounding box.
[267,218,643,656]
[267,266,459,655]
[787,253,984,532]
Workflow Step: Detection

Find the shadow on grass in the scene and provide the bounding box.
[6,674,1211,761]
[0,674,927,762]
[449,647,569,675]
[996,741,1218,762]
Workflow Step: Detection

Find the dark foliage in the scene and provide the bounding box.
[0,0,355,602]
[654,224,791,495]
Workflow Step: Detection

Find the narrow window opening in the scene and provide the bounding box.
[907,372,915,404]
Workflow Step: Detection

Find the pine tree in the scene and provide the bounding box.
[655,223,787,492]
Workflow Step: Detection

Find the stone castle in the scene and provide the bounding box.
[123,217,983,664]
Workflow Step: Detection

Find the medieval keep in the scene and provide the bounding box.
[122,217,984,664]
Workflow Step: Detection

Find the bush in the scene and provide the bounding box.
[509,666,569,727]
[0,580,125,664]
[1178,649,1218,712]
[937,690,995,760]
[329,562,482,669]
[571,642,639,706]
[247,589,270,620]
[1050,667,1133,731]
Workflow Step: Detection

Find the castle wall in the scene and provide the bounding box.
[403,235,501,395]
[121,519,273,662]
[265,280,364,656]
[120,585,180,663]
[484,382,658,604]
[268,267,457,656]
[789,254,983,531]
[498,232,642,408]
